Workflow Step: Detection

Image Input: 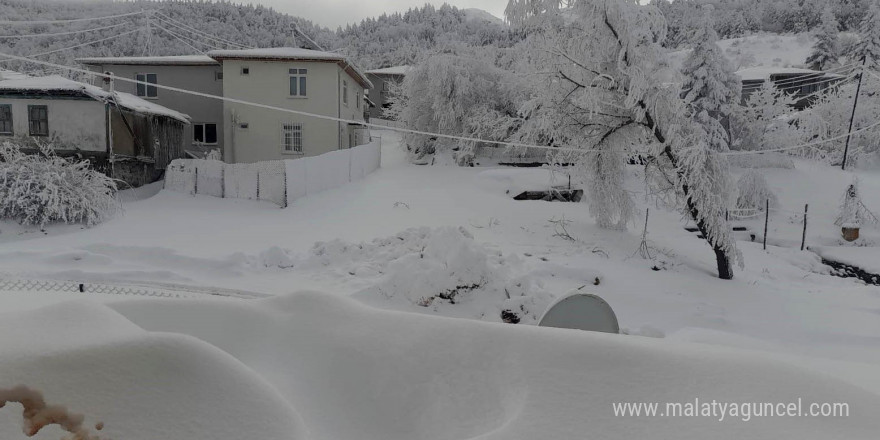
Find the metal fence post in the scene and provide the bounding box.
[763,199,769,251]
[801,204,809,251]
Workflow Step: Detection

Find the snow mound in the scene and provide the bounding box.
[306,227,554,323]
[0,301,307,440]
[111,292,880,440]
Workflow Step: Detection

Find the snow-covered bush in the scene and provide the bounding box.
[306,226,554,324]
[735,170,777,212]
[834,178,878,228]
[0,142,119,227]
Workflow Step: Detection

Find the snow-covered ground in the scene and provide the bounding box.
[2,130,880,438]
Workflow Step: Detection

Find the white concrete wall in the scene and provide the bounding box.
[0,98,106,152]
[221,60,366,163]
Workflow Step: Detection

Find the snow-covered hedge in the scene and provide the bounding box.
[0,142,119,227]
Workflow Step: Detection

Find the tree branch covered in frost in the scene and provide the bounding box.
[0,142,119,227]
[507,0,739,278]
[0,385,105,440]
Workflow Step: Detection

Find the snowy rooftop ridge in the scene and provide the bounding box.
[0,68,29,81]
[76,55,219,66]
[365,65,411,76]
[207,47,346,61]
[0,75,190,123]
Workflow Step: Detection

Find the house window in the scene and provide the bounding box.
[241,67,250,75]
[289,68,307,97]
[135,73,158,98]
[0,105,11,135]
[193,123,218,144]
[281,123,303,153]
[356,91,360,109]
[215,71,223,81]
[28,105,48,136]
[383,81,391,91]
[342,80,348,105]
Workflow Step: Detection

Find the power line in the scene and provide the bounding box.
[0,28,145,62]
[153,13,251,49]
[0,22,130,39]
[154,26,208,54]
[722,118,880,156]
[0,10,148,25]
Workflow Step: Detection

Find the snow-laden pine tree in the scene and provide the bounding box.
[680,6,741,152]
[506,0,739,279]
[857,0,880,69]
[806,6,840,71]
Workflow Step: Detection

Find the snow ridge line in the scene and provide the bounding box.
[0,277,269,300]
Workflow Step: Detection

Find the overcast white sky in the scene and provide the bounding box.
[259,0,509,28]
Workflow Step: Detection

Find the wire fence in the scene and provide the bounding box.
[0,277,270,299]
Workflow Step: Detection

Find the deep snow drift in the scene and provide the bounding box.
[103,292,880,440]
[0,301,307,440]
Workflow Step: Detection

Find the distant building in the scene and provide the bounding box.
[365,65,410,120]
[736,67,845,110]
[78,48,373,164]
[0,75,189,187]
[77,55,223,159]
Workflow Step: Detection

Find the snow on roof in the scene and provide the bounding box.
[0,68,29,81]
[208,47,373,89]
[76,55,219,66]
[365,65,411,76]
[0,75,190,123]
[735,66,843,81]
[207,47,345,61]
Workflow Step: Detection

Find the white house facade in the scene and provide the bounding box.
[207,48,372,164]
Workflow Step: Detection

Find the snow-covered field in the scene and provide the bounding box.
[2,131,880,438]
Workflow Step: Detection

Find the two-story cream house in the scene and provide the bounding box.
[78,48,372,164]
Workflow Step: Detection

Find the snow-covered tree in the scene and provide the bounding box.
[735,170,777,212]
[857,0,880,69]
[506,0,739,279]
[389,50,526,165]
[680,6,741,152]
[834,178,878,228]
[0,142,119,227]
[731,82,798,152]
[806,6,840,71]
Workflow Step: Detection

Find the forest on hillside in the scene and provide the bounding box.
[0,0,870,76]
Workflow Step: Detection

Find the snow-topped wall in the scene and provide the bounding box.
[165,139,381,207]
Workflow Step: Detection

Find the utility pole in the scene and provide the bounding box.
[842,56,866,171]
[144,10,153,57]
